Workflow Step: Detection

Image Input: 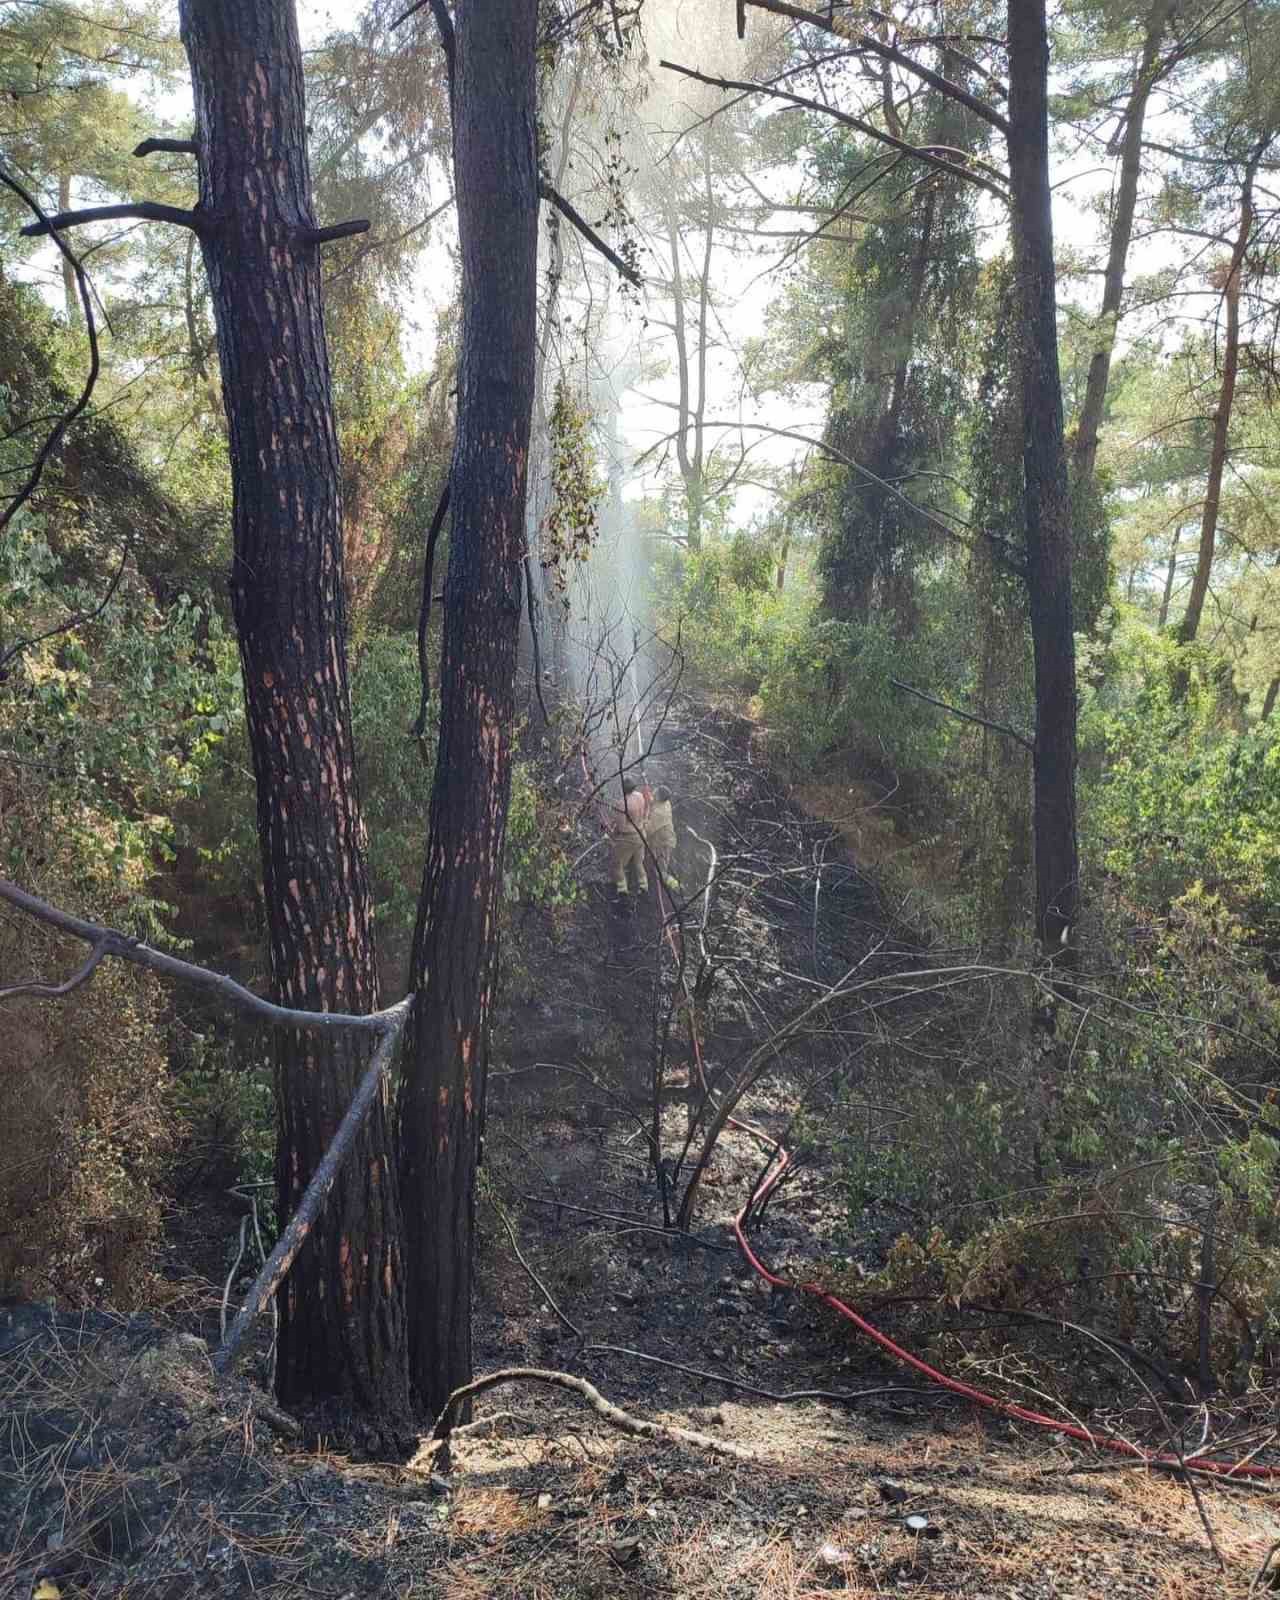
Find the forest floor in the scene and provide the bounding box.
[5,703,1280,1598]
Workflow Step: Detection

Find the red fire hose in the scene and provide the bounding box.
[650,873,1280,1483]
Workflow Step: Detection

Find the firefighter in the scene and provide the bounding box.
[610,776,649,896]
[645,785,680,892]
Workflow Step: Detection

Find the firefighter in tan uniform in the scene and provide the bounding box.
[644,785,680,892]
[610,777,649,895]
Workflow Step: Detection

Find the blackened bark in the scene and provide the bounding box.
[1007,0,1080,963]
[1261,675,1279,721]
[398,0,539,1420]
[179,0,409,1425]
[1072,0,1173,486]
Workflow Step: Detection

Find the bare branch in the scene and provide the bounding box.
[660,60,1010,204]
[539,181,642,286]
[213,1001,412,1375]
[633,418,1025,577]
[0,878,406,1035]
[0,941,107,1002]
[20,200,204,237]
[889,677,1033,752]
[743,0,1010,132]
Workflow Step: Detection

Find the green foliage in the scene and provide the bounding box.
[171,1034,276,1235]
[759,615,957,776]
[1080,610,1280,935]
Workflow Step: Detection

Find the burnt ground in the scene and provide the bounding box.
[5,703,1280,1598]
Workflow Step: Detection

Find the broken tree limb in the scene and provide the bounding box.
[213,1000,412,1375]
[0,878,406,1034]
[539,181,642,287]
[429,1367,757,1464]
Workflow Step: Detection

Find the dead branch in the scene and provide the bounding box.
[492,1200,583,1342]
[0,940,106,1002]
[890,678,1033,752]
[660,60,1010,203]
[539,181,642,287]
[429,1367,756,1462]
[213,1002,412,1375]
[741,0,1010,130]
[20,200,203,237]
[0,877,407,1035]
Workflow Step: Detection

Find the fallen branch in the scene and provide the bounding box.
[429,1367,756,1465]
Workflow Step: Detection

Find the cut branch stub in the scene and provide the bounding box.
[133,136,199,158]
[300,219,372,246]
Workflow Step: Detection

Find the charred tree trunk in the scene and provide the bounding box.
[1176,143,1267,647]
[1007,0,1079,964]
[1261,674,1279,722]
[1072,0,1173,486]
[179,0,409,1427]
[398,0,539,1421]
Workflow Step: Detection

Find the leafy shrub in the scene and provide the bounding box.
[1080,610,1280,938]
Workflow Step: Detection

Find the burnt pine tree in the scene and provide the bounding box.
[396,0,540,1419]
[179,0,411,1423]
[23,0,413,1428]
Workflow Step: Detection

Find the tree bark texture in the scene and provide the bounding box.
[1007,0,1080,962]
[398,0,540,1421]
[1176,144,1265,646]
[179,0,409,1422]
[1072,0,1173,486]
